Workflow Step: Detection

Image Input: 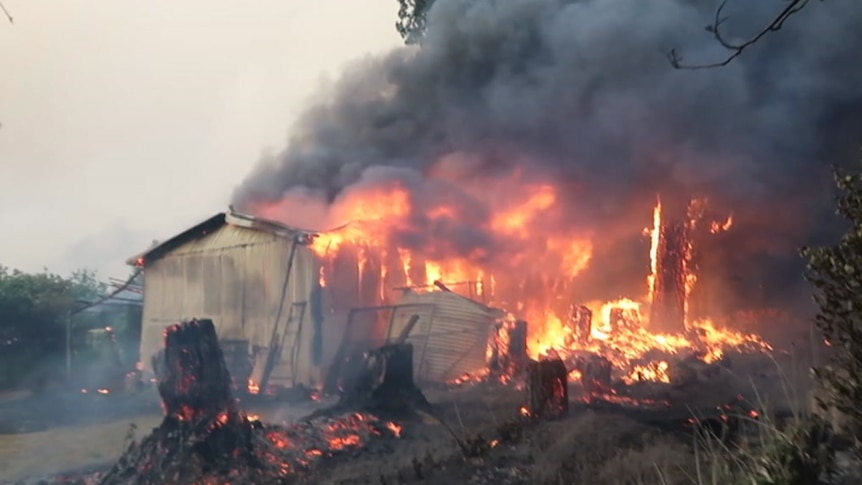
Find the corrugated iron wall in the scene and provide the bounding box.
[393,291,495,383]
[139,224,320,387]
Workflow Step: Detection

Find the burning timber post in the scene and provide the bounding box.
[649,197,692,334]
[526,357,569,419]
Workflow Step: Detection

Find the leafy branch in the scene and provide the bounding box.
[668,0,812,69]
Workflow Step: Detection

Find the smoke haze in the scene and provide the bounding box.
[232,0,862,309]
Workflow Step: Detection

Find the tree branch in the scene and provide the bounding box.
[396,0,432,45]
[668,0,812,70]
[0,1,12,24]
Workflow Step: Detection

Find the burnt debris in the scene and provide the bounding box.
[85,319,402,485]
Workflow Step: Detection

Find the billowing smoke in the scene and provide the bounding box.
[232,0,862,311]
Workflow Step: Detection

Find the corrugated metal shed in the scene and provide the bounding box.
[389,290,503,383]
[133,211,321,388]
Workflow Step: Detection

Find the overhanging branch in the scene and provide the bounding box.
[0,1,12,24]
[668,0,812,70]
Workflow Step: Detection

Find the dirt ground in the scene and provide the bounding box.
[0,388,326,483]
[0,416,162,481]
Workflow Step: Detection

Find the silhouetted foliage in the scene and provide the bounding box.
[802,165,862,457]
[396,0,433,44]
[0,266,107,388]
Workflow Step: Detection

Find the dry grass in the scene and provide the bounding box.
[0,415,161,482]
[531,411,696,484]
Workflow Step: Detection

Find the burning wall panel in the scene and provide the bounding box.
[396,291,502,383]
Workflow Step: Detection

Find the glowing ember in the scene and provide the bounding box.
[623,361,670,384]
[247,380,260,395]
[710,214,734,234]
[385,421,403,438]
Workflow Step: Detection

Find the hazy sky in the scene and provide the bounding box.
[0,0,401,279]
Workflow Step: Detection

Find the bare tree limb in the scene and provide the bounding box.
[668,0,812,70]
[0,1,12,24]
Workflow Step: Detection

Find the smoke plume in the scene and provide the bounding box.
[232,0,862,309]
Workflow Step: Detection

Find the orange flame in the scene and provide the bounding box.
[257,170,768,387]
[647,197,662,301]
[710,214,734,234]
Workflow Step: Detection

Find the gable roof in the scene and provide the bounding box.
[126,208,314,267]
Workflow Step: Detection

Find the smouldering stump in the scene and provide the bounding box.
[98,319,267,485]
[158,319,239,421]
[339,343,430,415]
[526,358,569,419]
[52,321,404,485]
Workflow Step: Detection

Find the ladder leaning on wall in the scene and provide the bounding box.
[259,301,307,391]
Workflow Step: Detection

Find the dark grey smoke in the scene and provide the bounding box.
[233,0,862,309]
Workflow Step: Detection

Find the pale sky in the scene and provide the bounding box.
[0,0,401,279]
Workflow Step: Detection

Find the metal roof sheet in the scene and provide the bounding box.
[126,208,316,267]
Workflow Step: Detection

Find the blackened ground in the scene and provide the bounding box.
[289,351,823,485]
[0,351,845,485]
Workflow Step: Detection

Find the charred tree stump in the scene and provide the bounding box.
[158,319,239,421]
[98,319,267,485]
[526,358,568,419]
[311,343,430,420]
[341,343,429,415]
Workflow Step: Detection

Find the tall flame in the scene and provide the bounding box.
[647,197,662,301]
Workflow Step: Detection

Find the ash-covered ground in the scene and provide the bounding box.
[0,350,829,485]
